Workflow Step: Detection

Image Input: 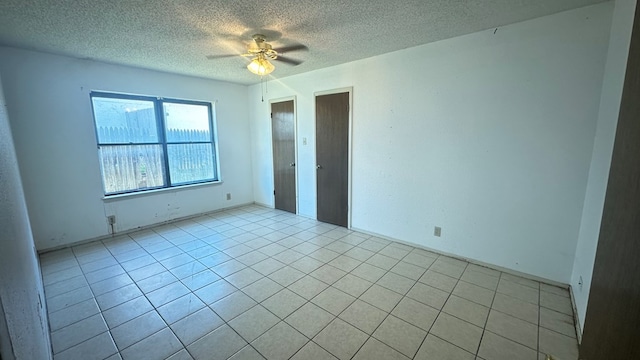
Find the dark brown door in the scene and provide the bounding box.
[316,92,349,227]
[580,5,640,359]
[271,100,296,213]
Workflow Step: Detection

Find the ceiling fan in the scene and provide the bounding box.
[207,34,307,76]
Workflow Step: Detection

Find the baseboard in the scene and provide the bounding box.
[569,285,583,344]
[350,226,569,289]
[38,202,255,254]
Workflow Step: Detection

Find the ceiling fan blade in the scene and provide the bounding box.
[206,53,253,60]
[206,54,237,60]
[274,44,308,53]
[274,56,303,66]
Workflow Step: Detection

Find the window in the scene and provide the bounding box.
[90,92,218,195]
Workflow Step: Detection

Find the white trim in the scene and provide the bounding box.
[268,96,299,214]
[38,202,255,253]
[352,225,572,288]
[313,87,354,228]
[570,285,583,344]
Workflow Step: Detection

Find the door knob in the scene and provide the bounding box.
[289,162,295,167]
[317,165,323,169]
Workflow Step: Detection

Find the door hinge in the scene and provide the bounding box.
[270,112,273,118]
[273,190,276,196]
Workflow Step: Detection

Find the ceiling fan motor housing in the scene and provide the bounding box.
[248,34,278,59]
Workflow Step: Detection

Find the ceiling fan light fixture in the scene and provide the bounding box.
[247,56,275,76]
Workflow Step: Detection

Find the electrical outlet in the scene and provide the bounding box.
[434,226,442,237]
[303,137,307,145]
[226,193,231,200]
[107,215,116,225]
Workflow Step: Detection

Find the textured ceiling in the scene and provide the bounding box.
[0,0,607,85]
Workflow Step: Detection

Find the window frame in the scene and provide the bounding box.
[90,91,219,196]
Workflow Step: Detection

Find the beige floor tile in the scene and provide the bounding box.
[343,247,375,262]
[252,322,308,360]
[289,275,329,300]
[460,270,499,291]
[51,314,109,353]
[210,291,257,321]
[540,283,570,298]
[429,312,483,354]
[170,307,224,345]
[491,293,538,325]
[391,297,439,331]
[360,284,403,312]
[429,260,466,279]
[452,281,495,307]
[485,310,538,350]
[351,263,387,282]
[286,302,335,338]
[229,305,279,342]
[228,345,265,359]
[310,264,347,285]
[291,341,338,360]
[443,295,490,327]
[225,267,264,289]
[242,277,283,302]
[48,298,101,331]
[120,328,182,360]
[311,286,355,316]
[261,288,306,319]
[366,253,400,270]
[373,315,427,358]
[290,256,325,273]
[324,240,355,254]
[539,328,579,360]
[540,308,576,338]
[466,264,501,278]
[540,291,573,316]
[313,319,369,360]
[332,274,373,298]
[194,279,237,304]
[390,261,426,280]
[406,282,449,310]
[402,253,436,269]
[187,324,247,360]
[328,255,362,272]
[418,270,458,293]
[378,245,411,260]
[478,331,538,360]
[353,337,410,360]
[166,348,194,360]
[376,272,416,295]
[251,258,286,276]
[501,273,539,289]
[415,334,475,360]
[268,266,305,286]
[497,278,539,304]
[53,331,118,360]
[107,314,156,348]
[339,299,388,334]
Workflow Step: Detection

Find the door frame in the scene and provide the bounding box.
[313,87,354,228]
[269,96,299,214]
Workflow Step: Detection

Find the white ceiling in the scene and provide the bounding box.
[0,0,606,85]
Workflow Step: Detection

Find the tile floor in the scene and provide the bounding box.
[40,205,579,360]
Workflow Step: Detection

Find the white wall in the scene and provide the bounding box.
[0,74,52,359]
[0,48,253,250]
[249,3,614,283]
[571,0,636,333]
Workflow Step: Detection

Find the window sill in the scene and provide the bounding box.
[102,180,223,201]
